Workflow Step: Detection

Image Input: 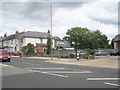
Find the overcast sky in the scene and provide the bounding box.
[0,0,119,42]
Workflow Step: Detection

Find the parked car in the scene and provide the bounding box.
[72,51,86,55]
[110,50,120,56]
[95,50,107,56]
[11,51,22,57]
[78,51,87,55]
[89,50,95,55]
[0,49,11,62]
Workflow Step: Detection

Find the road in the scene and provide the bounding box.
[1,57,119,88]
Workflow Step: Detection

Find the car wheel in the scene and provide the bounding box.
[7,59,10,62]
[2,60,4,62]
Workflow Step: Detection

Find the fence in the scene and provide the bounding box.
[52,49,75,57]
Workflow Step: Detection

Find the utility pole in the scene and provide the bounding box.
[49,0,53,60]
[46,0,53,60]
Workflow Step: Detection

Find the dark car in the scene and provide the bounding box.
[110,50,120,56]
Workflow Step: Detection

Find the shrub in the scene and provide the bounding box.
[83,52,90,59]
[69,54,75,58]
[88,55,95,59]
[60,56,68,58]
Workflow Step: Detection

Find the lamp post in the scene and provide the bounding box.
[47,0,53,60]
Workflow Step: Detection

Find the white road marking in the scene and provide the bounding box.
[29,68,66,70]
[47,71,92,74]
[28,69,68,78]
[22,62,41,66]
[87,78,120,81]
[34,64,41,66]
[0,63,15,68]
[105,82,120,87]
[22,62,35,65]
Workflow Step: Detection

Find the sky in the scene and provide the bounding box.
[0,0,119,42]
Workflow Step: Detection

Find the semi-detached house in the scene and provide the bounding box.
[0,31,62,54]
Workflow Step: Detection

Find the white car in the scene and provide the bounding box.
[95,50,107,56]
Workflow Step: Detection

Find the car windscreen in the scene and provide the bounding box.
[0,51,9,55]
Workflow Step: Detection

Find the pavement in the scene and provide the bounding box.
[25,56,119,69]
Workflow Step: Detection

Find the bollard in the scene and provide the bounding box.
[77,53,79,60]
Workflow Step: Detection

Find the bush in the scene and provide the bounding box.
[43,53,48,57]
[69,54,75,58]
[88,55,95,59]
[60,56,68,58]
[83,52,90,59]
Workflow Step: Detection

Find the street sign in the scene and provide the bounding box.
[58,42,64,45]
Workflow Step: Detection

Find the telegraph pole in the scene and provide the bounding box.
[49,0,53,60]
[46,0,53,60]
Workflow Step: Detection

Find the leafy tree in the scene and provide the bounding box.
[94,30,109,48]
[63,27,89,56]
[109,38,114,49]
[46,33,52,54]
[22,43,35,54]
[63,27,110,56]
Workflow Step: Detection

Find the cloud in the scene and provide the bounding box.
[2,2,50,22]
[52,0,118,40]
[0,0,119,42]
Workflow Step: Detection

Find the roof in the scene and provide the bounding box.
[113,34,120,42]
[2,31,61,40]
[3,32,24,41]
[23,31,49,38]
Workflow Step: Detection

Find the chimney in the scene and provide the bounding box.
[4,33,7,37]
[48,29,50,34]
[16,31,19,35]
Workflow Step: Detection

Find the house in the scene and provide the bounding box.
[0,31,62,54]
[113,34,120,49]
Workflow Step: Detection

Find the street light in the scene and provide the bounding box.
[47,0,53,60]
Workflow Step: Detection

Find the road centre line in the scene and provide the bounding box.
[105,82,120,87]
[28,69,68,78]
[87,78,120,81]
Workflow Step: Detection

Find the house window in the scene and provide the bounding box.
[21,38,23,43]
[19,38,23,44]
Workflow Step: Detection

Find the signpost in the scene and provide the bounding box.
[57,42,64,60]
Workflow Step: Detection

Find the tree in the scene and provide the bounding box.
[4,33,7,37]
[22,43,36,54]
[109,38,114,49]
[46,33,52,54]
[63,27,110,56]
[63,27,89,57]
